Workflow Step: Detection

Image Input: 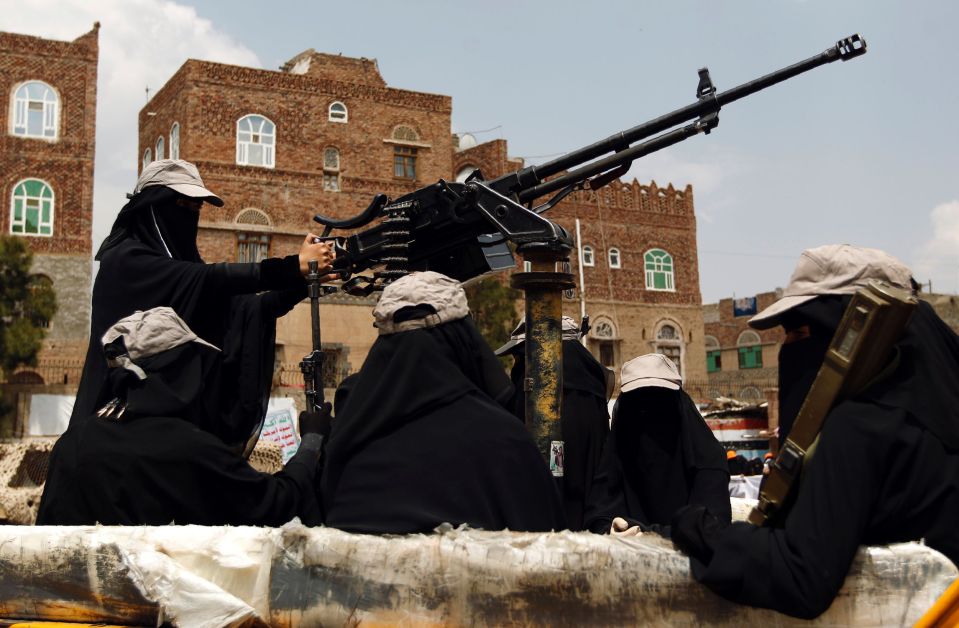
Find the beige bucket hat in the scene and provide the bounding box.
[493,316,582,356]
[373,271,470,335]
[748,244,913,330]
[102,306,220,379]
[134,159,224,206]
[620,353,683,393]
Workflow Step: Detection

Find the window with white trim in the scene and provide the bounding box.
[737,330,763,369]
[608,247,621,269]
[644,248,675,291]
[12,81,58,139]
[235,208,272,263]
[328,101,348,123]
[169,122,180,159]
[155,136,164,161]
[655,322,683,375]
[582,245,595,267]
[323,147,341,192]
[142,148,152,170]
[10,178,54,236]
[236,114,275,168]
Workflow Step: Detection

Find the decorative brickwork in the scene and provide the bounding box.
[0,25,98,365]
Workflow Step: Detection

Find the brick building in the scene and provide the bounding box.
[0,24,99,375]
[454,140,708,388]
[702,291,781,400]
[141,49,706,388]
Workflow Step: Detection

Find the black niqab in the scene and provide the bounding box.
[585,387,730,533]
[672,298,959,619]
[320,316,566,534]
[508,340,610,530]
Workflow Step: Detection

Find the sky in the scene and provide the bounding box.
[4,0,958,302]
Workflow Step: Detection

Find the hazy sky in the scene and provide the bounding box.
[5,0,957,302]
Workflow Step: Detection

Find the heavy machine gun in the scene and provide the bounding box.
[313,34,867,295]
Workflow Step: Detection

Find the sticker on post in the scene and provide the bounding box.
[549,440,565,477]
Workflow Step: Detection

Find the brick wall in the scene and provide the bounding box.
[0,25,98,359]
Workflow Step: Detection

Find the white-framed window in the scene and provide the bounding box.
[644,248,675,291]
[591,316,617,368]
[582,245,595,267]
[169,122,180,159]
[737,330,763,369]
[323,146,340,192]
[455,165,478,183]
[236,114,276,168]
[655,321,684,375]
[10,178,55,236]
[235,208,272,263]
[608,247,621,269]
[328,101,348,123]
[142,147,152,170]
[11,81,59,139]
[155,136,165,161]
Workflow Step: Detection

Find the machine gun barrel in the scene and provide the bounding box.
[493,34,866,202]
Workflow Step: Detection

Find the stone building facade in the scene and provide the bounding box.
[0,25,99,375]
[141,49,706,390]
[454,141,708,389]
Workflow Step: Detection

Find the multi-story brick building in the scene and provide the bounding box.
[141,49,706,389]
[454,140,708,388]
[702,291,781,400]
[0,24,99,376]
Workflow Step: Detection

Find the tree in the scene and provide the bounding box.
[464,276,522,358]
[0,236,57,380]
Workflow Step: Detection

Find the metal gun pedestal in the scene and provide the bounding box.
[511,243,575,477]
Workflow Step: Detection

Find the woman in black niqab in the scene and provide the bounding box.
[508,339,611,530]
[72,177,311,448]
[671,296,959,619]
[584,381,730,534]
[320,307,566,534]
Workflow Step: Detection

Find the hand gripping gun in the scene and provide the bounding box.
[312,34,867,294]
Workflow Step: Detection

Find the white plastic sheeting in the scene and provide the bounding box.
[27,393,74,436]
[0,522,954,627]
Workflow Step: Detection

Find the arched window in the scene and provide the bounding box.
[169,122,180,159]
[655,321,684,375]
[455,165,478,183]
[592,316,617,368]
[235,208,272,263]
[582,245,595,267]
[10,178,55,236]
[644,248,675,291]
[705,335,721,373]
[740,386,762,400]
[323,147,341,192]
[12,81,58,139]
[608,247,621,269]
[392,125,419,142]
[328,101,348,123]
[142,147,152,170]
[737,330,762,369]
[236,114,276,168]
[155,136,165,161]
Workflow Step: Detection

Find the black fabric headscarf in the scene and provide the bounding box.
[71,187,304,448]
[585,386,730,532]
[508,340,610,529]
[776,296,848,446]
[320,315,566,534]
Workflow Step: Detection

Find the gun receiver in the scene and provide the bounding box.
[315,34,867,293]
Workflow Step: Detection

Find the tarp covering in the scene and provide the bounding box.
[0,522,954,627]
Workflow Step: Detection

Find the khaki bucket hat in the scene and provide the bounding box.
[373,271,470,335]
[620,353,683,393]
[493,316,582,356]
[748,244,913,330]
[134,159,224,206]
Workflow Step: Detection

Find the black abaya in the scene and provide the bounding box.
[320,317,566,534]
[585,387,730,534]
[509,341,611,530]
[672,301,959,619]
